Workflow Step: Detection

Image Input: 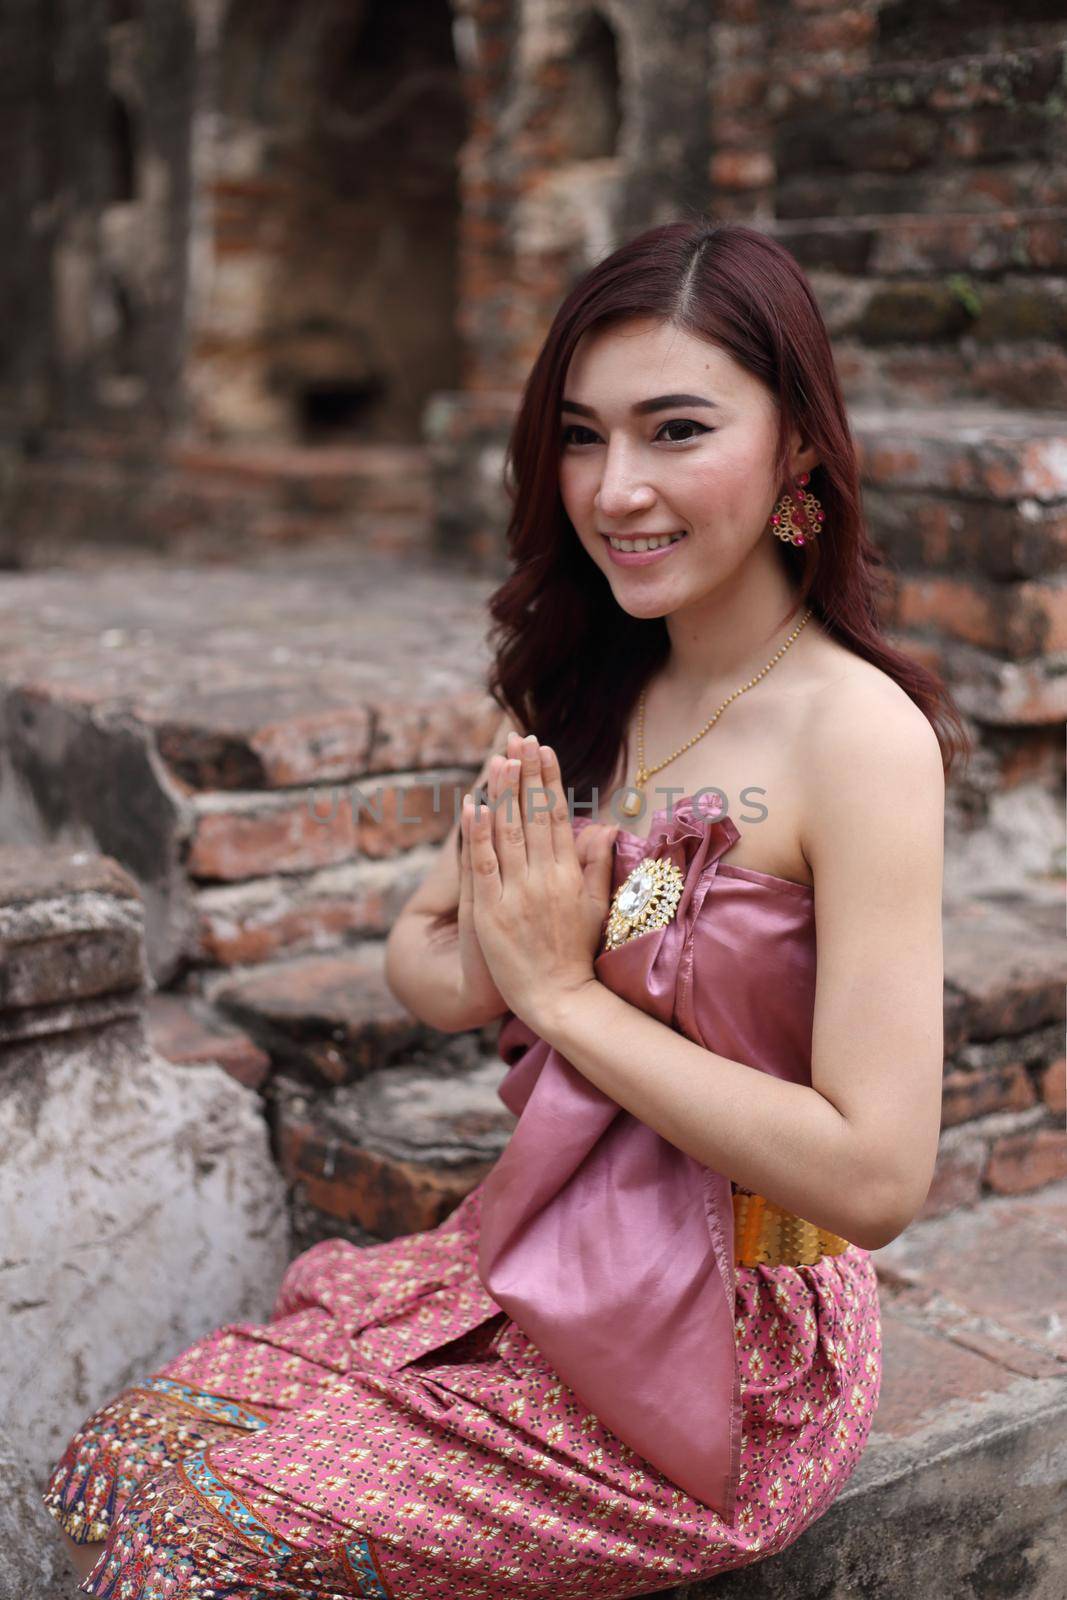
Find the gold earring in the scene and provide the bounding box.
[770,473,824,547]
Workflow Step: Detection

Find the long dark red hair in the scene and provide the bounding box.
[432,219,970,936]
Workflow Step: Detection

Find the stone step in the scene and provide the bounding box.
[206,884,1064,1243]
[3,433,438,567]
[273,1054,516,1248]
[805,270,1067,411]
[856,6,1067,67]
[0,551,498,980]
[649,1182,1067,1599]
[767,208,1067,280]
[146,990,271,1090]
[770,43,1066,220]
[201,939,499,1088]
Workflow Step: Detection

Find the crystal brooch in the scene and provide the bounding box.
[603,855,685,951]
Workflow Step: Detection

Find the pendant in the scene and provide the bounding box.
[620,788,643,817]
[603,855,685,951]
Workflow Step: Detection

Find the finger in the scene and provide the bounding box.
[493,756,528,876]
[458,795,472,911]
[538,744,576,856]
[464,791,502,894]
[519,734,555,866]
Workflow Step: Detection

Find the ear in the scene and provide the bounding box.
[786,426,820,480]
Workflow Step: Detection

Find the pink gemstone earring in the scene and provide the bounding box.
[770,473,825,547]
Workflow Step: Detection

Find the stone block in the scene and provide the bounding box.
[943,893,1067,1040]
[0,1017,290,1485]
[0,1425,82,1598]
[206,942,448,1085]
[194,848,432,967]
[146,990,271,1090]
[0,846,145,1009]
[273,1049,515,1238]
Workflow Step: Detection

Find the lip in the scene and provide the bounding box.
[601,531,688,567]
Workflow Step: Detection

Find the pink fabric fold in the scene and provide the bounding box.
[477,805,748,1520]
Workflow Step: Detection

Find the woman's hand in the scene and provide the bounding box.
[456,762,510,1026]
[459,733,619,1032]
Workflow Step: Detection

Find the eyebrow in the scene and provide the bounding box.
[560,393,720,418]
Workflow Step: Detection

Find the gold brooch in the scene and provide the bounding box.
[603,856,685,951]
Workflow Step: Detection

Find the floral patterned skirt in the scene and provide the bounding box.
[43,1191,882,1600]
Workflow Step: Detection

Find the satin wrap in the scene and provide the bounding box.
[476,797,818,1522]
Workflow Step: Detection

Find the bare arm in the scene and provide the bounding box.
[384,706,526,1032]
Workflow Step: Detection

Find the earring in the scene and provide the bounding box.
[770,473,825,547]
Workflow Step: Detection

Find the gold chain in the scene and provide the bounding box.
[625,607,813,816]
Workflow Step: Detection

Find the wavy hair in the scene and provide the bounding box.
[431,219,970,936]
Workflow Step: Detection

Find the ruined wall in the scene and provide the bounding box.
[0,0,196,442]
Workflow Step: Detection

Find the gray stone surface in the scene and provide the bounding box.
[1,1016,291,1486]
[0,1425,82,1600]
[654,1373,1067,1600]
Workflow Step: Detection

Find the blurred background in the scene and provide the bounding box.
[1,6,1065,1594]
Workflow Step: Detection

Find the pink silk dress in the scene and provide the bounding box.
[43,795,883,1600]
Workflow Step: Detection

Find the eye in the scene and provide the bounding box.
[560,419,711,448]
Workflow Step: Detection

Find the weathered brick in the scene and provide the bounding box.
[710,151,775,191]
[918,1125,986,1220]
[986,1125,1067,1195]
[892,574,1067,658]
[930,639,1067,727]
[273,1057,514,1237]
[188,773,466,881]
[146,992,271,1091]
[943,894,1067,1042]
[1039,1056,1066,1115]
[853,407,1067,502]
[0,847,146,1010]
[206,942,460,1086]
[195,850,431,967]
[941,1063,1037,1127]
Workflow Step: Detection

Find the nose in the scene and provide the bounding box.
[594,436,656,520]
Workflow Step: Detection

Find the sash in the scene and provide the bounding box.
[477,811,744,1519]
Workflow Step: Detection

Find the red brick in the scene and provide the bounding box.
[1039,1057,1066,1115]
[279,1119,491,1237]
[895,574,1067,657]
[208,945,430,1086]
[710,151,775,191]
[941,1063,1037,1127]
[986,1125,1067,1194]
[920,1134,986,1220]
[146,992,271,1090]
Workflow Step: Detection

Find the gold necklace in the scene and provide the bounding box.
[619,607,813,818]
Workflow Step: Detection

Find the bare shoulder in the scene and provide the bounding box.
[799,656,945,884]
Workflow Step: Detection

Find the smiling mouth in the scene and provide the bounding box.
[602,531,687,552]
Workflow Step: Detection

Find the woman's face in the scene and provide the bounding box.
[559,317,791,619]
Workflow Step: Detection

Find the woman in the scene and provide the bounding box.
[47,220,966,1598]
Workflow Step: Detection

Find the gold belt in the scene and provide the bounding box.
[732,1185,851,1267]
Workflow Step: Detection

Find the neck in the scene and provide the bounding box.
[660,552,809,711]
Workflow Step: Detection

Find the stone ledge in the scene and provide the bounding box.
[273,1049,515,1238]
[204,941,485,1086]
[646,1183,1067,1598]
[0,846,147,1012]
